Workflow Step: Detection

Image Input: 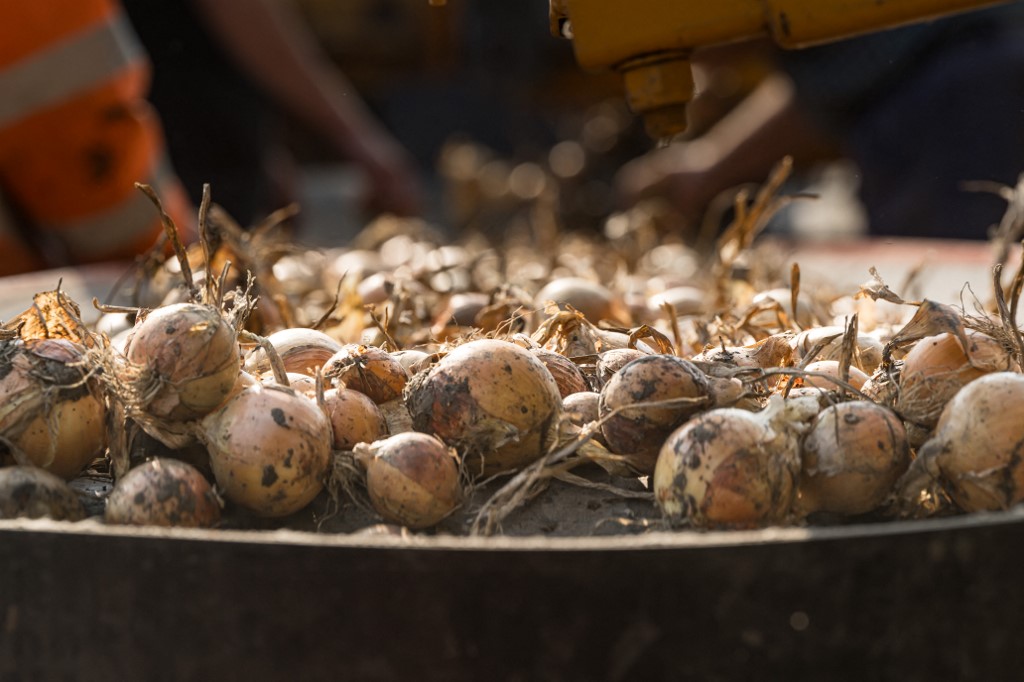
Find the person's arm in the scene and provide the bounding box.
[616,72,839,219]
[192,0,422,215]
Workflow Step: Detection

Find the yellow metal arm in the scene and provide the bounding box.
[551,0,1010,138]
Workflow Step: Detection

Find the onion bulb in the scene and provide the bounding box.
[356,432,461,529]
[243,327,341,377]
[563,391,600,428]
[794,360,869,392]
[0,338,106,479]
[201,383,332,517]
[791,326,883,373]
[323,388,387,450]
[405,339,562,476]
[913,372,1024,512]
[105,458,221,527]
[532,348,589,397]
[125,303,240,420]
[0,466,85,520]
[897,331,1011,430]
[323,345,410,404]
[598,354,711,474]
[534,277,626,324]
[798,401,909,516]
[595,348,646,388]
[654,395,817,528]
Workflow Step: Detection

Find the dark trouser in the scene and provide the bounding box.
[850,32,1024,240]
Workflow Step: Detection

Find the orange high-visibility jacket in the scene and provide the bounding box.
[0,0,192,276]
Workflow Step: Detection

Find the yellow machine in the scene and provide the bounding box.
[549,0,1010,138]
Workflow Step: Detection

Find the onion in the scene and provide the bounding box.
[595,348,646,387]
[653,395,817,528]
[125,303,240,420]
[323,388,387,450]
[0,338,106,479]
[323,345,410,404]
[0,466,85,520]
[379,398,414,435]
[534,277,626,325]
[750,288,821,329]
[263,372,318,395]
[532,348,589,397]
[913,372,1024,512]
[692,334,794,371]
[791,326,883,373]
[563,391,600,428]
[355,432,461,529]
[201,383,332,517]
[598,354,711,474]
[647,286,705,318]
[431,292,490,340]
[391,349,432,375]
[797,401,909,516]
[795,360,869,391]
[243,327,342,377]
[105,458,221,527]
[405,339,562,476]
[897,331,1011,431]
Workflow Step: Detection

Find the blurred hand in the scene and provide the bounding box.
[357,136,424,217]
[615,142,719,221]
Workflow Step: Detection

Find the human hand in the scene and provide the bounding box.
[614,142,720,222]
[356,135,424,217]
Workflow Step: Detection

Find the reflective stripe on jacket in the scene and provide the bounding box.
[0,0,192,276]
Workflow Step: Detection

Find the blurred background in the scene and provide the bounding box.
[289,0,649,242]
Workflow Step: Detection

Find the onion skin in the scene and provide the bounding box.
[0,339,106,479]
[126,303,240,421]
[405,339,562,476]
[202,383,332,517]
[798,401,909,516]
[916,372,1024,512]
[323,388,387,450]
[0,466,85,521]
[105,458,221,528]
[323,345,410,404]
[598,354,711,475]
[358,432,461,529]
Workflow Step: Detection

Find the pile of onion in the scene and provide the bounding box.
[405,339,562,476]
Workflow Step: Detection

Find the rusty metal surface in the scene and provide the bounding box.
[1,512,1024,680]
